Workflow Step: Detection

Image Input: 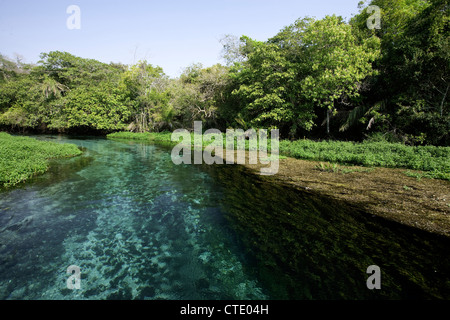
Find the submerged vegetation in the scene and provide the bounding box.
[0,132,81,187]
[210,164,450,298]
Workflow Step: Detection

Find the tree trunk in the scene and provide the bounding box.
[326,109,330,135]
[440,84,449,117]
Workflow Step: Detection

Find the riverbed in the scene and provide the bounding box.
[0,135,449,299]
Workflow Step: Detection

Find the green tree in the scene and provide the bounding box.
[230,16,380,137]
[49,82,131,131]
[172,63,229,129]
[36,51,121,88]
[0,51,134,133]
[122,61,173,132]
[393,0,449,145]
[297,15,381,135]
[230,41,308,134]
[349,0,449,145]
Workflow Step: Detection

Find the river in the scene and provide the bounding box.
[0,135,449,299]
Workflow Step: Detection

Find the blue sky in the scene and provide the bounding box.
[0,0,363,78]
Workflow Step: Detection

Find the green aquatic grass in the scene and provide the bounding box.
[108,131,450,180]
[107,131,277,150]
[0,132,82,187]
[107,131,172,142]
[107,131,177,147]
[280,139,450,180]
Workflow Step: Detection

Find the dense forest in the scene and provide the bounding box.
[0,0,448,146]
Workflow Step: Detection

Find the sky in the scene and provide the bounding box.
[0,0,363,78]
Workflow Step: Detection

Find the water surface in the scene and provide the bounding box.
[0,135,449,299]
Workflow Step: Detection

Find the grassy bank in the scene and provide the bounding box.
[107,131,450,180]
[107,130,278,150]
[279,139,450,180]
[0,132,82,188]
[107,131,174,143]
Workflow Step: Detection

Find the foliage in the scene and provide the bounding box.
[0,51,131,133]
[229,41,307,132]
[108,131,449,180]
[0,0,448,147]
[296,16,380,132]
[279,139,450,179]
[172,63,230,129]
[228,15,380,137]
[121,61,173,132]
[49,83,132,131]
[349,0,449,145]
[0,132,81,187]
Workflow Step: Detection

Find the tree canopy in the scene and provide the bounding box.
[0,0,448,145]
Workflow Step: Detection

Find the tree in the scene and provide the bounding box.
[49,82,131,132]
[172,63,230,129]
[220,34,248,66]
[349,0,449,145]
[297,15,381,135]
[392,0,449,145]
[230,16,380,137]
[122,60,173,132]
[36,51,121,88]
[35,74,68,100]
[0,51,134,133]
[0,76,43,130]
[0,54,21,82]
[230,41,308,134]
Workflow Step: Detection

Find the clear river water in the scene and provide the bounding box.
[0,135,449,300]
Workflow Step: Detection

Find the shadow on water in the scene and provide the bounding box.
[108,139,450,300]
[203,164,450,300]
[1,136,449,300]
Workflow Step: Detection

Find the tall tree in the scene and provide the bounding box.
[122,61,173,132]
[172,63,229,129]
[349,0,449,145]
[297,15,381,135]
[230,41,308,135]
[231,16,380,137]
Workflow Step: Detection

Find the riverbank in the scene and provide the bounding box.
[0,132,82,188]
[107,131,450,237]
[243,155,450,238]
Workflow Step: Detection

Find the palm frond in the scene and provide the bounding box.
[339,104,372,132]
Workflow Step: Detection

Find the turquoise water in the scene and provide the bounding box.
[0,136,449,300]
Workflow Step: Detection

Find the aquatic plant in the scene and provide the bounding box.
[0,132,82,187]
